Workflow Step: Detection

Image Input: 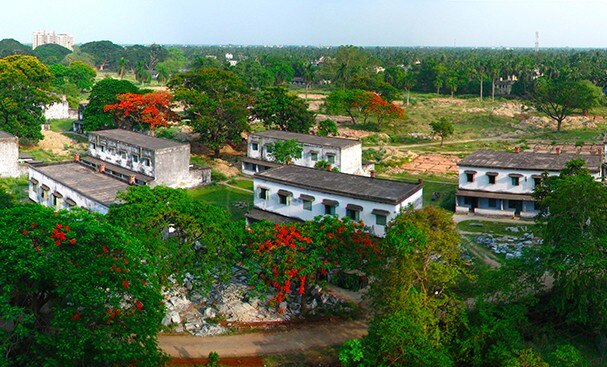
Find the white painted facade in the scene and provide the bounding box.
[43,95,77,120]
[245,134,367,175]
[456,165,601,218]
[28,167,111,214]
[0,135,19,178]
[252,177,423,237]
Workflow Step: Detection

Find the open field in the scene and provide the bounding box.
[189,184,252,220]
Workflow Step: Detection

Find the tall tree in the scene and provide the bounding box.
[252,86,315,133]
[169,68,252,157]
[430,117,455,146]
[80,40,124,71]
[84,78,140,131]
[0,55,57,144]
[266,139,303,164]
[0,205,166,366]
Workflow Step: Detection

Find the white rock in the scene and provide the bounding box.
[170,311,181,324]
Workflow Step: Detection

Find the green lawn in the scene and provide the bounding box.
[0,177,29,203]
[188,184,253,220]
[228,178,253,191]
[379,172,457,210]
[49,119,74,132]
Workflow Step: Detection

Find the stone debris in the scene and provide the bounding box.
[161,269,352,337]
[474,232,542,259]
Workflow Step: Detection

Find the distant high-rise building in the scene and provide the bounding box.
[32,30,74,51]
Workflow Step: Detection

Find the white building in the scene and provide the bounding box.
[247,165,423,237]
[29,162,129,214]
[241,130,374,176]
[32,30,74,50]
[0,131,19,178]
[29,129,211,214]
[456,149,603,218]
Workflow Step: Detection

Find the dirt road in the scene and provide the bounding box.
[159,319,368,359]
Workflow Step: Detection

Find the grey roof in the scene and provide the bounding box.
[30,162,129,206]
[251,130,360,149]
[90,129,187,151]
[255,165,422,205]
[459,150,602,173]
[0,131,15,140]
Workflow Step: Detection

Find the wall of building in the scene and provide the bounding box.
[28,168,110,214]
[154,145,192,187]
[460,166,553,194]
[253,178,422,237]
[0,138,20,178]
[88,136,155,177]
[44,96,77,120]
[247,135,363,174]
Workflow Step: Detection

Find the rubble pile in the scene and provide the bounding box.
[474,230,542,259]
[162,270,352,337]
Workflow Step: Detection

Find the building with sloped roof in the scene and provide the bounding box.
[247,165,423,237]
[456,149,603,218]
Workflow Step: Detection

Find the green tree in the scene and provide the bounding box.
[84,78,140,131]
[0,55,57,144]
[169,68,252,157]
[80,40,125,71]
[108,186,243,292]
[317,118,339,137]
[430,117,455,146]
[266,139,303,164]
[359,207,467,366]
[0,205,166,366]
[532,78,602,131]
[233,58,274,89]
[253,86,315,133]
[0,38,31,58]
[324,89,367,124]
[528,159,607,329]
[67,61,96,91]
[32,43,71,65]
[61,49,96,68]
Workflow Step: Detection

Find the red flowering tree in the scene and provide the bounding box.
[366,92,405,126]
[0,205,166,366]
[103,91,179,134]
[244,216,379,313]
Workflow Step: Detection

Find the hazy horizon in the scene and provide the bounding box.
[7,0,607,48]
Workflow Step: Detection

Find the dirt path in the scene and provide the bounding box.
[460,234,502,268]
[365,137,516,150]
[159,319,368,359]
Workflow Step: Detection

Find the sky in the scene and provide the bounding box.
[6,0,607,47]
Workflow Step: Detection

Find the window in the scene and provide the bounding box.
[488,175,496,184]
[109,148,116,155]
[511,177,520,186]
[303,200,312,211]
[100,145,106,153]
[310,152,319,161]
[324,205,336,215]
[278,194,289,205]
[466,173,474,183]
[258,187,269,200]
[375,215,387,226]
[346,209,360,221]
[91,143,96,150]
[120,150,127,159]
[488,198,497,207]
[132,154,140,163]
[265,145,274,154]
[533,177,542,187]
[143,158,151,167]
[326,154,335,164]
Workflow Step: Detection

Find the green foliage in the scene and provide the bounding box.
[84,78,140,131]
[339,339,365,367]
[233,58,274,88]
[529,161,607,330]
[253,86,315,133]
[317,118,339,137]
[0,38,31,58]
[33,43,71,65]
[169,68,252,157]
[324,88,367,124]
[550,344,587,367]
[266,139,303,164]
[0,205,166,366]
[430,117,455,146]
[208,351,220,367]
[108,186,243,293]
[505,349,549,367]
[67,61,96,91]
[80,40,125,71]
[0,55,57,144]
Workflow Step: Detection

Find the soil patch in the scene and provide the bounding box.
[387,153,460,175]
[36,130,86,156]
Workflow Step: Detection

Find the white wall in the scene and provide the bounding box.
[0,139,19,178]
[89,143,155,177]
[247,135,364,175]
[253,177,423,237]
[29,168,110,214]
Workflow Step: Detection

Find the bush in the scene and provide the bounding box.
[339,339,365,367]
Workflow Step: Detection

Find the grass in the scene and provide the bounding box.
[263,346,340,367]
[457,220,539,237]
[49,118,74,133]
[188,184,252,220]
[379,172,457,210]
[20,147,71,163]
[0,177,29,203]
[227,178,253,191]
